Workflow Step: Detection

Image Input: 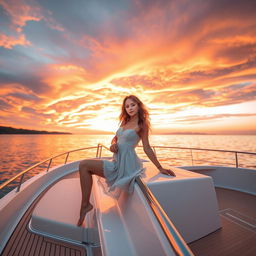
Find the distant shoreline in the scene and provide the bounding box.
[0,126,72,135]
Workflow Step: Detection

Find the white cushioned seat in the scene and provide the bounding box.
[29,178,98,244]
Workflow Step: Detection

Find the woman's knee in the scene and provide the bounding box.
[79,159,90,172]
[78,159,104,176]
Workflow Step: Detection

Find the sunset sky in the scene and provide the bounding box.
[0,0,256,134]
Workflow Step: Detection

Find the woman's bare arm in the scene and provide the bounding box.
[111,135,117,145]
[141,126,175,176]
[110,135,118,153]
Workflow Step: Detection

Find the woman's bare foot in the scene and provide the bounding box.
[77,203,93,226]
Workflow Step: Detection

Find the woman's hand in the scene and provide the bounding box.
[158,166,176,176]
[110,143,118,153]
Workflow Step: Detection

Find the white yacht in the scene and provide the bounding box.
[0,144,255,256]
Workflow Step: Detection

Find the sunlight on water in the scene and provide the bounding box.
[0,134,256,198]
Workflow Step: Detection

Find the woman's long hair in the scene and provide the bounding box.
[119,95,151,136]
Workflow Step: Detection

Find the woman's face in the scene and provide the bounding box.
[125,98,139,117]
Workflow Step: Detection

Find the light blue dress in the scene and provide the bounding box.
[102,127,145,194]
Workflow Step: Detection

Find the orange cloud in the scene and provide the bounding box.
[0,34,31,48]
[0,0,63,49]
[0,0,42,27]
[1,0,256,134]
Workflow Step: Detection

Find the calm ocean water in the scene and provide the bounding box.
[1,134,256,197]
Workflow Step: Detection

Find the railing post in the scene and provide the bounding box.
[190,149,194,166]
[235,152,238,168]
[47,159,52,172]
[99,145,102,158]
[65,153,69,164]
[96,144,100,158]
[16,173,25,192]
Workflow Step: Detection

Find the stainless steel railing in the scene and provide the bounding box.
[97,144,256,168]
[1,144,255,193]
[0,146,98,192]
[145,145,256,168]
[135,177,194,256]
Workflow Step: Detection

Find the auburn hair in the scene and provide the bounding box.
[119,95,151,136]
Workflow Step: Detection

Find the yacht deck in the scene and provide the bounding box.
[1,184,255,256]
[188,187,256,256]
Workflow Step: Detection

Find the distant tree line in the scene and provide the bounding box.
[0,126,71,134]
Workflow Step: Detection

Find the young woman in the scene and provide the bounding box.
[77,95,175,226]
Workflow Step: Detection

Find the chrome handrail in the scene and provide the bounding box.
[1,144,255,193]
[137,145,256,168]
[135,177,194,256]
[0,146,98,192]
[138,145,256,155]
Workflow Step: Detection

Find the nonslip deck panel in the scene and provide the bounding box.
[189,188,256,256]
[1,178,86,256]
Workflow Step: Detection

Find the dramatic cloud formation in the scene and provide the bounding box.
[0,0,256,134]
